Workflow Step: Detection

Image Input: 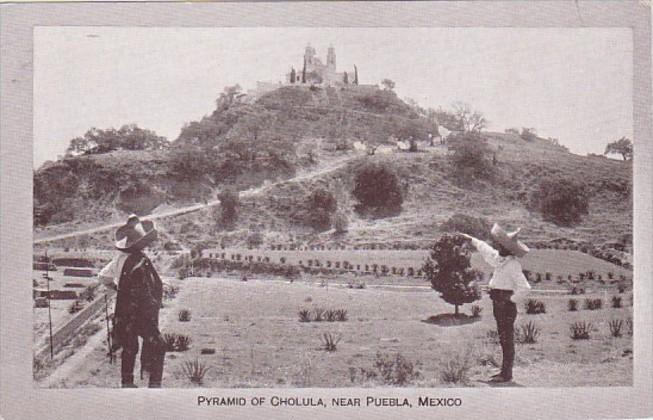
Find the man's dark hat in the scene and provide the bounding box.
[114,215,157,252]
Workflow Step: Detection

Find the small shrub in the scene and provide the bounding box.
[163,333,177,351]
[570,321,592,339]
[617,284,626,294]
[176,334,192,351]
[525,299,546,314]
[178,309,192,322]
[568,299,578,311]
[313,308,325,322]
[471,305,482,318]
[584,298,603,310]
[608,319,623,338]
[321,332,342,352]
[200,348,216,355]
[530,176,589,226]
[298,309,312,322]
[325,309,337,322]
[485,330,500,345]
[335,309,348,322]
[439,353,472,384]
[625,317,633,336]
[516,321,540,344]
[373,352,421,386]
[181,358,211,385]
[611,296,622,308]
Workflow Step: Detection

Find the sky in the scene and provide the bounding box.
[34,27,633,168]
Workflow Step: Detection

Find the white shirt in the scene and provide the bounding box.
[98,252,129,289]
[472,238,531,303]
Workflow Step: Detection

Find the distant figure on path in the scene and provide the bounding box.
[460,223,531,383]
[106,215,166,388]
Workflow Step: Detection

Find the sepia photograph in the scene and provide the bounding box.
[1,1,652,419]
[31,25,635,389]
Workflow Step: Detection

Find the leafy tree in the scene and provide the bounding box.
[448,132,494,183]
[604,137,633,161]
[520,127,538,142]
[168,144,215,181]
[434,107,464,131]
[215,84,243,114]
[217,189,239,229]
[381,78,396,91]
[352,162,403,217]
[452,102,487,132]
[65,125,168,156]
[530,176,589,226]
[422,234,482,315]
[306,188,337,231]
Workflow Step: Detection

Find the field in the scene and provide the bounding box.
[39,274,633,388]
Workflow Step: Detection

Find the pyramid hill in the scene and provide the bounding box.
[34,84,631,261]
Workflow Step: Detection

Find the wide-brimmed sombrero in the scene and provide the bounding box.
[490,223,529,258]
[114,215,158,252]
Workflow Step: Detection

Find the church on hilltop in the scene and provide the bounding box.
[248,44,362,98]
[286,44,358,86]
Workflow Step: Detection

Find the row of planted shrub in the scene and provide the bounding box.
[525,295,627,315]
[298,308,348,322]
[524,269,630,285]
[203,252,426,278]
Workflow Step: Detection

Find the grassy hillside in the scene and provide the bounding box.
[153,133,631,259]
[34,85,433,227]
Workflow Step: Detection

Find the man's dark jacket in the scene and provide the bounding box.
[113,251,163,343]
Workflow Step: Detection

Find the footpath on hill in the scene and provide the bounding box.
[33,153,358,244]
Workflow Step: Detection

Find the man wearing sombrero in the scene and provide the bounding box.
[102,215,166,388]
[461,223,531,383]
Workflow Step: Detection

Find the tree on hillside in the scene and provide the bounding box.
[381,78,395,91]
[520,127,538,142]
[530,176,589,226]
[290,67,296,84]
[305,188,337,232]
[604,137,633,161]
[434,107,464,131]
[65,125,168,156]
[353,65,359,85]
[422,234,482,316]
[448,132,494,184]
[452,102,487,133]
[352,162,403,217]
[169,144,215,181]
[302,58,307,83]
[215,84,243,114]
[343,72,349,84]
[216,189,240,229]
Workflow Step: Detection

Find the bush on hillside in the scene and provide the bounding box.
[530,176,589,226]
[440,214,491,240]
[304,188,337,232]
[217,189,240,229]
[352,162,403,218]
[447,132,494,184]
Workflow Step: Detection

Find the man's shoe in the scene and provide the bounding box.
[488,375,511,383]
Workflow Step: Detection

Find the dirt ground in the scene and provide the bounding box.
[38,275,633,388]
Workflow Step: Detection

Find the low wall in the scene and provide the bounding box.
[35,291,114,362]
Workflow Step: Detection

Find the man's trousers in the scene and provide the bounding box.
[490,289,517,379]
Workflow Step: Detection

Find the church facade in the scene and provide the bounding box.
[286,45,357,86]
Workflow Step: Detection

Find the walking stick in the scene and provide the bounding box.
[104,294,113,364]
